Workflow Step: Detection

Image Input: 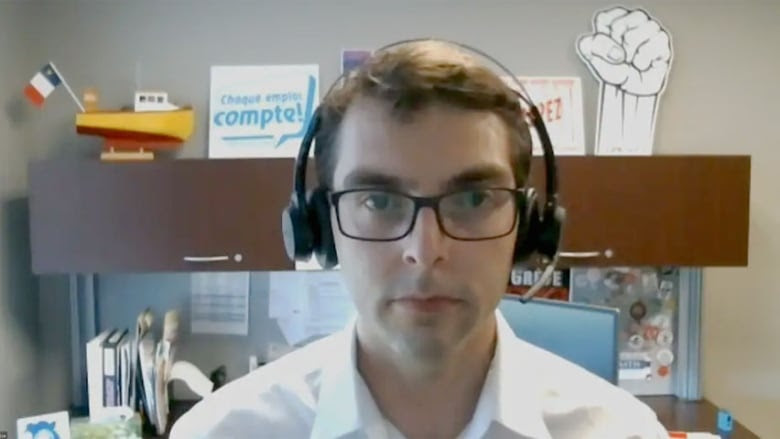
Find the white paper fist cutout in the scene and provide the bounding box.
[576,7,674,155]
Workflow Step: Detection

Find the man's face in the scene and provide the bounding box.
[331,97,519,360]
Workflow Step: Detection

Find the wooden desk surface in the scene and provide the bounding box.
[160,396,759,438]
[639,396,760,438]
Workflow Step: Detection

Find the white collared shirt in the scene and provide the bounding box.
[170,310,669,439]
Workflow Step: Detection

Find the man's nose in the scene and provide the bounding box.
[402,207,448,267]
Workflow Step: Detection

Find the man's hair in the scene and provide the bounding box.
[314,40,532,189]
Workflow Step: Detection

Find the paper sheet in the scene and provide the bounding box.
[269,271,306,318]
[17,410,71,439]
[191,272,250,335]
[209,64,319,158]
[269,270,355,345]
[502,76,585,156]
[276,313,309,346]
[304,271,355,337]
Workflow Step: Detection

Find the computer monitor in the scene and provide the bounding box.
[498,296,619,384]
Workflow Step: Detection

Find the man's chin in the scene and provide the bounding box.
[387,323,455,357]
[393,335,452,364]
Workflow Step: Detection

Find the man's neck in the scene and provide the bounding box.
[356,316,497,439]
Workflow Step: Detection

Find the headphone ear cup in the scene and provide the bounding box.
[309,187,339,269]
[514,188,540,264]
[512,186,565,264]
[536,204,564,261]
[282,195,315,262]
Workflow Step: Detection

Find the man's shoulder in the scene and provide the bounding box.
[503,335,667,437]
[502,332,627,396]
[169,333,341,438]
[257,331,342,384]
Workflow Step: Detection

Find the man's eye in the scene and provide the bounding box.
[362,193,397,210]
[454,190,491,208]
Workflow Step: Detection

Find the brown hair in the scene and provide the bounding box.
[314,40,532,189]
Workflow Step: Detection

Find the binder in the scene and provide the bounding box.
[86,328,114,420]
[102,328,128,406]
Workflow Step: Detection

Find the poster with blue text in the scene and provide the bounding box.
[209,64,319,158]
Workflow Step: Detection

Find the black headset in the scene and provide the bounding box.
[282,38,565,275]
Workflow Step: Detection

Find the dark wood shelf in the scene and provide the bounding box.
[29,155,750,273]
[529,155,750,267]
[29,158,296,273]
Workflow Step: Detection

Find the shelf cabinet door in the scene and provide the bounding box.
[528,155,750,267]
[29,158,296,273]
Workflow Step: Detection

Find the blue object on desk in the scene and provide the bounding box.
[718,409,733,433]
[498,296,620,384]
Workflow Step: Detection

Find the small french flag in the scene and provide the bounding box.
[24,63,62,107]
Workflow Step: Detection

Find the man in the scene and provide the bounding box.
[171,40,668,438]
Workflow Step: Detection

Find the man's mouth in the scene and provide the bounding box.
[391,295,463,313]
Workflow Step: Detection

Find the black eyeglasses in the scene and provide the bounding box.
[329,188,522,241]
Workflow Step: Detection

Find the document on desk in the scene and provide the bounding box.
[191,272,250,335]
[669,433,721,438]
[269,270,355,345]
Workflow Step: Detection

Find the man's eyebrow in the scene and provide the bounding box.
[443,165,513,191]
[341,169,415,190]
[339,165,511,192]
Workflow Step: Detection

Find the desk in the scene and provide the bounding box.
[639,396,759,438]
[159,397,759,438]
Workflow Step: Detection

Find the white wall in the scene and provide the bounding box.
[642,3,780,437]
[5,1,778,436]
[0,2,42,433]
[680,4,780,437]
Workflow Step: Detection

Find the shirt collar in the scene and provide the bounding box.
[309,315,366,439]
[310,310,551,439]
[488,310,551,438]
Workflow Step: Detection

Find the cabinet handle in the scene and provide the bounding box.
[183,254,243,263]
[559,249,614,259]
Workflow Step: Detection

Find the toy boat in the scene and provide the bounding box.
[76,90,194,161]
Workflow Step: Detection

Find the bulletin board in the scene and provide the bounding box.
[570,267,679,395]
